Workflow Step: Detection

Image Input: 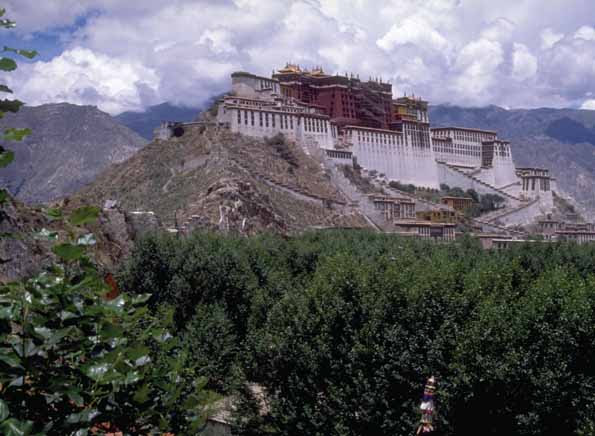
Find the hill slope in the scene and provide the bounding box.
[430,105,595,217]
[115,102,202,140]
[75,125,367,234]
[0,103,147,204]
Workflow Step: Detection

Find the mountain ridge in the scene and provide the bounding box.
[0,102,147,204]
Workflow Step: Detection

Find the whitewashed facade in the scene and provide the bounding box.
[344,123,440,189]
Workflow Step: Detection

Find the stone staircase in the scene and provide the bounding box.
[438,162,523,203]
[468,216,527,236]
[481,198,540,224]
[319,156,397,232]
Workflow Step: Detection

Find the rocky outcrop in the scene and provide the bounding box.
[0,196,163,283]
[186,177,286,235]
[0,198,54,282]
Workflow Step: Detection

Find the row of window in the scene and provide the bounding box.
[229,98,263,108]
[434,146,481,158]
[259,79,277,91]
[523,177,550,191]
[352,130,406,146]
[238,109,287,129]
[236,109,330,134]
[433,130,496,143]
[304,117,329,134]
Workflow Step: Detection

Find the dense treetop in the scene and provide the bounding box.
[119,230,595,436]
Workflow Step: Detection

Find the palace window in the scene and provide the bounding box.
[237,110,241,124]
[259,112,263,127]
[272,114,275,128]
[265,113,269,128]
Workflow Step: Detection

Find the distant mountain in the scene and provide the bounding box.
[115,102,202,140]
[430,104,595,218]
[0,103,147,204]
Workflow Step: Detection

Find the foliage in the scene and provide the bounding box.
[465,188,479,203]
[461,192,506,217]
[0,8,35,204]
[119,230,595,436]
[0,207,216,434]
[183,304,243,394]
[388,180,416,193]
[265,133,298,170]
[341,164,381,194]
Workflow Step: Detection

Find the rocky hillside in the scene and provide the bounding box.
[74,124,368,234]
[430,105,595,218]
[0,103,147,204]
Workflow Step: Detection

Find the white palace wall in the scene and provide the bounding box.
[346,127,440,189]
[221,105,334,149]
[491,143,518,189]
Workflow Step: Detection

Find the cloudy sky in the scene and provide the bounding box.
[3,0,595,114]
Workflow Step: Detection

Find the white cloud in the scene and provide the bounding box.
[453,38,504,101]
[581,99,595,110]
[377,17,449,53]
[5,0,595,112]
[198,29,237,55]
[540,28,564,50]
[7,47,159,114]
[512,43,538,81]
[481,18,516,43]
[574,25,595,41]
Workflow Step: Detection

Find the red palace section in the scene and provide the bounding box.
[273,64,394,130]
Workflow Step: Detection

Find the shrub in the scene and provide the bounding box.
[265,133,299,169]
[388,180,416,193]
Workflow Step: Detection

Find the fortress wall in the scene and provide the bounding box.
[350,128,439,189]
[493,155,518,188]
[354,144,439,188]
[495,197,550,227]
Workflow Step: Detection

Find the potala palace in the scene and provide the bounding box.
[218,66,553,209]
[157,64,592,243]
